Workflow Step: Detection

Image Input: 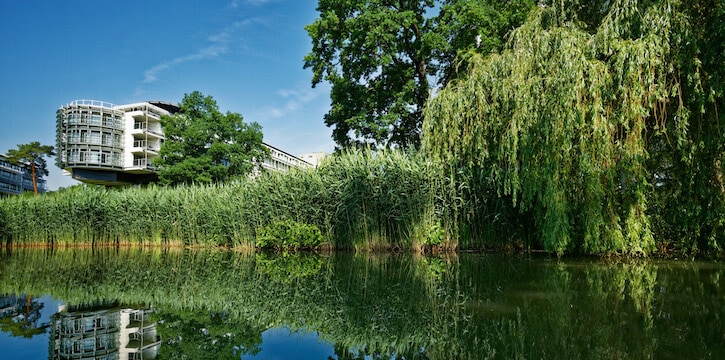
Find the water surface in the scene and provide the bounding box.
[0,248,722,359]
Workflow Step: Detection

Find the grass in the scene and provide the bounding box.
[0,148,477,251]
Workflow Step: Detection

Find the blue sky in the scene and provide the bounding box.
[0,0,333,190]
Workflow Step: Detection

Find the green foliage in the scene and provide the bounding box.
[2,249,724,358]
[431,0,536,86]
[305,0,435,149]
[423,0,724,255]
[305,0,535,149]
[256,220,324,250]
[154,91,268,185]
[254,252,325,282]
[155,309,262,359]
[421,222,446,247]
[0,149,441,251]
[5,141,55,196]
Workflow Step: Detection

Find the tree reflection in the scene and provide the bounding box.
[0,248,723,359]
[0,294,47,338]
[155,309,263,360]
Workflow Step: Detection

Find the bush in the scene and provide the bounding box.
[256,220,324,250]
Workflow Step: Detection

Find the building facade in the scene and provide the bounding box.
[56,100,178,186]
[56,99,317,186]
[49,303,160,360]
[298,151,329,168]
[0,154,47,196]
[260,143,313,173]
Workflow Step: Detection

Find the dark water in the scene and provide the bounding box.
[0,248,723,359]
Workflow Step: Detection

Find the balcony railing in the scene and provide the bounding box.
[133,140,160,152]
[133,159,150,167]
[66,114,122,129]
[0,162,22,173]
[67,136,121,148]
[66,99,116,109]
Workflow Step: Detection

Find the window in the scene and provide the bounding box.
[89,131,101,144]
[69,130,80,143]
[87,152,99,164]
[83,337,96,351]
[90,114,102,126]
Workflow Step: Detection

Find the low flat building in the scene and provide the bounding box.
[0,154,47,196]
[260,143,313,173]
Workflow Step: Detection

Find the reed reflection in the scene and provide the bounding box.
[0,248,722,359]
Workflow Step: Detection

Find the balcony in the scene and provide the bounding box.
[65,114,123,129]
[131,123,164,139]
[131,158,157,171]
[0,162,22,174]
[131,140,160,155]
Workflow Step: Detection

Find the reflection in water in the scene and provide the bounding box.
[0,294,47,338]
[49,301,160,360]
[0,248,723,359]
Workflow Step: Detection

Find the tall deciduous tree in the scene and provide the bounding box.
[305,0,435,150]
[7,142,55,196]
[430,0,535,86]
[305,0,536,150]
[154,91,268,186]
[423,0,724,255]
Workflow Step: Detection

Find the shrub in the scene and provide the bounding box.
[256,220,324,250]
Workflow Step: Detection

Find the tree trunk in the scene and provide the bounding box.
[31,163,38,196]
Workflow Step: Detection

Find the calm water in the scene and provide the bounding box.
[0,248,723,359]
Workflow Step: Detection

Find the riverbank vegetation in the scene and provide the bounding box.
[0,0,722,257]
[0,149,448,251]
[423,0,724,256]
[1,248,723,358]
[0,146,721,256]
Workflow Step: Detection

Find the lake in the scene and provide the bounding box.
[0,247,723,359]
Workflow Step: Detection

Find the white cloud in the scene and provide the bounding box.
[142,45,226,84]
[257,87,322,120]
[139,18,262,85]
[228,0,273,8]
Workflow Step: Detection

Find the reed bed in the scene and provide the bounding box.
[1,148,478,250]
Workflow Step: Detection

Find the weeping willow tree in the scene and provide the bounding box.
[423,0,724,255]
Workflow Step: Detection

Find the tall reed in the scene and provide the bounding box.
[0,148,451,250]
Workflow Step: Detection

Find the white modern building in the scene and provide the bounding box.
[49,304,160,360]
[261,143,313,173]
[298,151,329,168]
[56,100,177,186]
[56,99,318,186]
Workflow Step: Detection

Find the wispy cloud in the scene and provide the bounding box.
[139,18,262,85]
[257,87,323,120]
[228,0,273,9]
[141,45,226,84]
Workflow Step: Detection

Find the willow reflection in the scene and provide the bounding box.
[0,248,722,359]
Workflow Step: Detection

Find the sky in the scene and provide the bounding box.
[0,0,334,190]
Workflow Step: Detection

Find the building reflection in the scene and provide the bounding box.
[49,301,160,360]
